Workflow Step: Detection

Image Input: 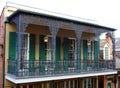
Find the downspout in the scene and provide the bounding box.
[2,17,8,88]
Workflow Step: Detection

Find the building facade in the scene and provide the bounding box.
[1,4,117,88]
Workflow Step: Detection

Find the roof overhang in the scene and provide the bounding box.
[7,9,117,32]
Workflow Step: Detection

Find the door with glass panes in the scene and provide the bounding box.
[20,33,29,70]
[45,36,52,61]
[45,36,52,72]
[68,38,77,68]
[83,40,98,70]
[20,33,36,72]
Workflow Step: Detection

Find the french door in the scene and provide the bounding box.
[45,36,52,61]
[68,38,77,68]
[20,33,30,70]
[21,33,30,60]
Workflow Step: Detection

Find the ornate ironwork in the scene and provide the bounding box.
[8,59,115,78]
[10,13,109,34]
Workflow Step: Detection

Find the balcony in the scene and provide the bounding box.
[7,59,115,78]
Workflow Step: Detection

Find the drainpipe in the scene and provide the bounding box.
[2,17,8,88]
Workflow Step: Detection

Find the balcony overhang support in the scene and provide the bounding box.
[6,71,117,84]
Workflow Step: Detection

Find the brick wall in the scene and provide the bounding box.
[0,8,4,88]
[0,9,4,45]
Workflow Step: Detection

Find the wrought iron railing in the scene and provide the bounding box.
[8,59,115,78]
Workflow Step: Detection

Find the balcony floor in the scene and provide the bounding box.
[6,70,117,84]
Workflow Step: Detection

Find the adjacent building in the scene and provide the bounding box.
[100,37,120,88]
[0,3,117,88]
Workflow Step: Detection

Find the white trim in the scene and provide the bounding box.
[6,71,117,84]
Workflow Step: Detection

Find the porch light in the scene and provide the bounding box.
[44,36,48,42]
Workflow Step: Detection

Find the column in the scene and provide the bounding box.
[75,30,82,72]
[112,32,116,69]
[76,37,81,72]
[49,25,58,74]
[49,25,58,62]
[16,23,28,76]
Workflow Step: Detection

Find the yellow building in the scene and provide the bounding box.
[1,3,117,88]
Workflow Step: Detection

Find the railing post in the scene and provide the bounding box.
[97,33,100,71]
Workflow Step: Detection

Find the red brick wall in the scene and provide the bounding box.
[0,8,4,88]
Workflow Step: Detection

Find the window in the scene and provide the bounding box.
[21,34,29,60]
[67,38,77,68]
[103,44,110,60]
[105,47,109,59]
[20,33,29,69]
[68,38,77,61]
[88,41,94,60]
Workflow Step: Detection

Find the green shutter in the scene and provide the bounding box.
[8,32,16,74]
[29,34,36,73]
[94,41,99,70]
[56,37,61,61]
[83,40,88,60]
[83,40,88,70]
[94,41,98,60]
[64,38,69,71]
[29,34,36,60]
[9,32,16,60]
[55,37,61,71]
[39,35,46,61]
[39,35,46,74]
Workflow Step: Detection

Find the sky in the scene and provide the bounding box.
[0,0,120,37]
